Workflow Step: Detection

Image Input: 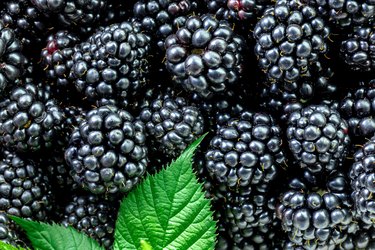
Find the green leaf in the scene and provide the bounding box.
[114,134,217,250]
[0,241,27,250]
[140,240,152,250]
[10,216,104,250]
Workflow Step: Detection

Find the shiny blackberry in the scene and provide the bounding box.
[0,212,24,247]
[276,171,358,249]
[133,0,198,50]
[339,227,375,250]
[339,81,375,137]
[69,21,151,104]
[138,94,204,158]
[164,14,246,98]
[0,83,64,153]
[350,136,375,228]
[340,26,375,72]
[254,0,330,84]
[64,105,148,195]
[61,194,118,248]
[0,21,27,95]
[286,104,350,174]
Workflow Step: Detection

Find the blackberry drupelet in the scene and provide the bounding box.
[339,227,375,250]
[0,212,24,247]
[276,171,358,249]
[254,0,330,84]
[138,94,204,158]
[61,194,117,248]
[133,0,199,50]
[339,81,375,138]
[69,21,151,105]
[340,26,375,72]
[286,104,350,175]
[64,105,148,195]
[0,83,64,152]
[164,14,246,98]
[350,136,375,228]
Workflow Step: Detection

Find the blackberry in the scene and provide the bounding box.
[133,0,199,50]
[254,0,330,84]
[138,94,204,158]
[164,14,246,98]
[339,81,375,138]
[276,171,357,249]
[350,136,375,228]
[61,193,117,248]
[0,150,53,221]
[0,83,64,153]
[286,104,350,175]
[339,227,375,250]
[0,212,24,247]
[64,105,148,195]
[69,21,151,105]
[340,26,375,72]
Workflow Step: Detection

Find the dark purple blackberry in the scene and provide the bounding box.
[69,21,151,105]
[40,30,80,87]
[64,105,149,195]
[310,0,375,29]
[164,14,246,98]
[340,26,375,72]
[31,0,107,34]
[339,81,375,137]
[0,21,27,95]
[339,227,375,250]
[276,171,358,249]
[133,0,199,50]
[0,83,64,153]
[61,194,118,248]
[254,0,330,84]
[0,212,25,247]
[350,136,375,228]
[100,0,132,25]
[138,94,204,158]
[286,104,350,175]
[205,0,272,22]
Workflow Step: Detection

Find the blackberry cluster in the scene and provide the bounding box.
[340,26,375,72]
[65,105,148,195]
[0,212,21,247]
[164,14,246,98]
[286,104,350,174]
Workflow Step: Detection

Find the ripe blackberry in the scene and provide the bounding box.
[339,81,375,138]
[0,150,53,221]
[61,194,118,248]
[164,14,246,98]
[41,30,80,87]
[276,171,358,249]
[0,212,25,247]
[286,104,350,175]
[254,0,330,84]
[350,136,375,228]
[0,83,64,153]
[69,21,151,105]
[64,105,148,195]
[339,227,375,250]
[133,0,199,50]
[340,26,375,72]
[138,94,204,158]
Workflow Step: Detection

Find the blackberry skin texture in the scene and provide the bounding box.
[133,0,198,50]
[205,0,272,22]
[138,94,204,158]
[69,21,151,105]
[41,30,80,87]
[339,227,375,250]
[340,26,375,72]
[0,212,25,247]
[286,104,350,175]
[0,150,53,221]
[164,14,246,98]
[339,81,375,138]
[31,0,107,34]
[254,0,330,84]
[61,194,117,248]
[310,0,375,29]
[276,171,358,249]
[0,83,64,153]
[350,136,375,228]
[0,21,27,95]
[64,105,149,195]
